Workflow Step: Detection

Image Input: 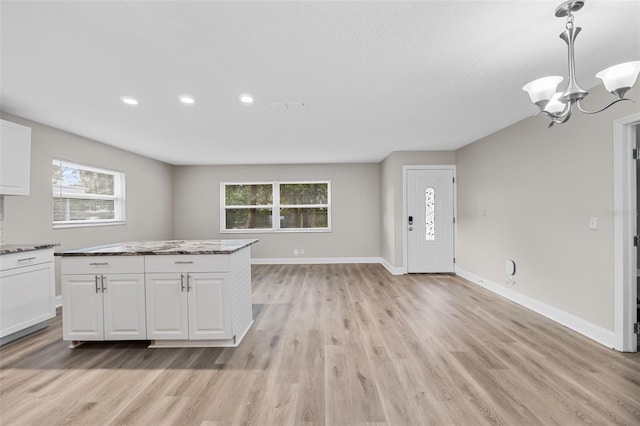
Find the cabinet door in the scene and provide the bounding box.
[62,275,103,341]
[187,273,231,340]
[0,119,31,196]
[102,274,146,340]
[145,273,188,339]
[0,264,54,338]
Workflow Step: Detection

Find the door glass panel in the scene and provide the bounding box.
[426,187,435,241]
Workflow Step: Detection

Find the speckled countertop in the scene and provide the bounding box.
[55,239,258,256]
[0,243,60,255]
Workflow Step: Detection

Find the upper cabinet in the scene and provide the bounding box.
[0,119,32,196]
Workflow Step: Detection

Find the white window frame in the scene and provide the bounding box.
[220,180,331,233]
[52,159,126,229]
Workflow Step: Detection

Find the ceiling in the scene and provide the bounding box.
[1,1,639,166]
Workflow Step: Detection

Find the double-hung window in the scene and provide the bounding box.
[221,181,330,232]
[52,159,125,228]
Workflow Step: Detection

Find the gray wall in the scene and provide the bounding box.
[380,151,456,267]
[1,112,174,295]
[173,163,380,259]
[455,85,640,331]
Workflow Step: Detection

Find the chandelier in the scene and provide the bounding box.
[522,1,640,127]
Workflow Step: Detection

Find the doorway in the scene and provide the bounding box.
[404,167,455,273]
[635,124,640,351]
[613,113,640,352]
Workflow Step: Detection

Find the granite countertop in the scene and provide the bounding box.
[56,239,258,256]
[0,243,60,255]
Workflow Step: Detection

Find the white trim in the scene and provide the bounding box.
[252,257,382,265]
[53,220,125,230]
[380,258,405,275]
[148,321,254,348]
[402,165,456,274]
[250,257,404,275]
[54,295,62,308]
[52,158,126,226]
[220,180,331,233]
[613,112,640,352]
[456,267,616,348]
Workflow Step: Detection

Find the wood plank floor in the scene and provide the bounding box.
[1,264,639,425]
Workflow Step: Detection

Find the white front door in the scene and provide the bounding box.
[407,168,455,273]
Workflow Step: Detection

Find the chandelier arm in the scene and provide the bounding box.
[548,110,572,128]
[576,98,634,115]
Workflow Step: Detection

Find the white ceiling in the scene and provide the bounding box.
[1,1,639,165]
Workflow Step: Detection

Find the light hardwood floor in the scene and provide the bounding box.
[1,264,639,425]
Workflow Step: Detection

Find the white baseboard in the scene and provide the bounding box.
[380,258,405,275]
[455,267,616,349]
[54,295,62,308]
[251,257,406,275]
[252,257,382,265]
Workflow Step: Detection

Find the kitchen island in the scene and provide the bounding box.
[57,239,257,348]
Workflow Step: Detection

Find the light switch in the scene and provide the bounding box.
[589,216,598,230]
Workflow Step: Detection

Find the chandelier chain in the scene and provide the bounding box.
[565,13,574,30]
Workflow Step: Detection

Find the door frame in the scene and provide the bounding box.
[402,165,457,274]
[613,112,640,352]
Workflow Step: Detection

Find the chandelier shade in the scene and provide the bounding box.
[523,76,564,106]
[523,1,639,127]
[595,61,640,98]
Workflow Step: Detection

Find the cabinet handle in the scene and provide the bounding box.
[89,262,109,266]
[101,275,106,292]
[186,273,191,292]
[95,276,100,293]
[180,274,185,292]
[174,261,194,264]
[18,257,37,263]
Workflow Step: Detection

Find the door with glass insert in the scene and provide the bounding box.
[407,168,454,273]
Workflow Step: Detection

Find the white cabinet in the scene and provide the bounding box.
[62,257,146,341]
[60,245,254,347]
[145,273,188,339]
[0,248,55,344]
[188,273,230,339]
[145,257,231,341]
[0,119,31,196]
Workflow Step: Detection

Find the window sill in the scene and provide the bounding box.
[53,221,126,230]
[221,228,332,234]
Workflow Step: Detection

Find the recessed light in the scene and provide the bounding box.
[179,95,195,105]
[120,96,138,106]
[240,94,254,104]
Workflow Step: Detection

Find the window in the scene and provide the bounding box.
[221,181,330,232]
[52,159,125,228]
[425,187,435,241]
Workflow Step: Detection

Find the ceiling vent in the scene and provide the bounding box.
[268,100,306,110]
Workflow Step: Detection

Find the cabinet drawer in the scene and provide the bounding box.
[145,255,231,273]
[61,256,144,275]
[0,249,53,271]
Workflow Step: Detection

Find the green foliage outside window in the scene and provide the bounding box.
[222,182,330,231]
